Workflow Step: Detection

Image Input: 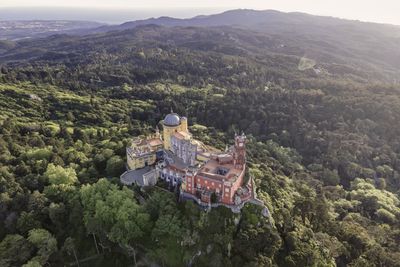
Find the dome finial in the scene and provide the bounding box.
[170,107,174,113]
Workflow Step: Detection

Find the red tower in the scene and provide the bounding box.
[234,133,246,169]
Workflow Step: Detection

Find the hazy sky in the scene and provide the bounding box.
[1,0,400,25]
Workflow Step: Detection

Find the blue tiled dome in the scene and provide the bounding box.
[164,113,180,126]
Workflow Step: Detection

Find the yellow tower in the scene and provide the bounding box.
[163,125,177,150]
[162,112,181,150]
[180,117,188,132]
[162,111,190,150]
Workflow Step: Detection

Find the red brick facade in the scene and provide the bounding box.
[183,134,246,205]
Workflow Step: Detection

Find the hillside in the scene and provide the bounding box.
[95,9,400,77]
[1,9,400,267]
[1,10,400,85]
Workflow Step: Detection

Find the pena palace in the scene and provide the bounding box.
[121,111,263,211]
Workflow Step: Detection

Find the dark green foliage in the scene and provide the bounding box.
[105,155,125,177]
[0,234,34,267]
[0,19,400,266]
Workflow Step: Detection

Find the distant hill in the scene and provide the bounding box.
[94,9,337,31]
[1,9,400,85]
[89,9,400,78]
[0,20,104,41]
[95,9,400,36]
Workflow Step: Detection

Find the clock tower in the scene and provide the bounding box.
[234,133,246,169]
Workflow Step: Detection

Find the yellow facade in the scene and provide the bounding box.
[127,134,163,170]
[128,114,189,167]
[163,125,176,150]
[196,153,210,162]
[180,117,188,132]
[127,153,157,170]
[162,118,189,150]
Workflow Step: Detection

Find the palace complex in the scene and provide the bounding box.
[121,111,261,210]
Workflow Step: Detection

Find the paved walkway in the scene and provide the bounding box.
[120,166,154,186]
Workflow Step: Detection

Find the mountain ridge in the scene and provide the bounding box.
[2,9,400,42]
[93,9,400,33]
[1,9,399,84]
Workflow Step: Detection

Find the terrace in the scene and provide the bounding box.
[197,158,243,182]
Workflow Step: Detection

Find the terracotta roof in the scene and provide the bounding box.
[129,136,163,157]
[198,157,243,182]
[148,138,163,147]
[172,131,191,140]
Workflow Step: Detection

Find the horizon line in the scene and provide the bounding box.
[0,7,399,27]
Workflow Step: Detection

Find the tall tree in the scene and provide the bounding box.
[44,163,78,185]
[27,228,57,265]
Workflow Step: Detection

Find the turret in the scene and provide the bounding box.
[162,110,190,150]
[180,117,188,132]
[233,133,246,169]
[155,126,160,139]
[162,111,181,150]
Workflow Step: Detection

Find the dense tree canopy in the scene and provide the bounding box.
[0,21,400,266]
[44,163,78,185]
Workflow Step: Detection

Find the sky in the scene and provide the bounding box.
[0,0,399,25]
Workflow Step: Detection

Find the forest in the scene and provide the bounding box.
[1,13,400,267]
